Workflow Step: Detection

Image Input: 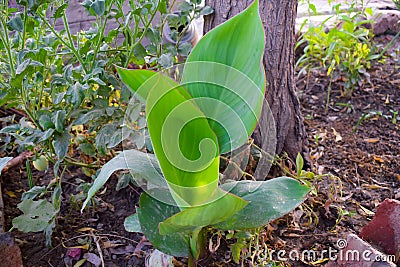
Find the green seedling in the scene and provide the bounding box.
[82,1,309,265]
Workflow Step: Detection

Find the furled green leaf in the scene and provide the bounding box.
[53,3,68,19]
[81,149,165,211]
[137,191,188,257]
[181,0,265,154]
[124,213,142,233]
[215,177,309,230]
[0,157,12,175]
[21,186,46,200]
[116,173,131,191]
[116,68,157,102]
[159,189,248,235]
[145,72,220,206]
[12,199,57,232]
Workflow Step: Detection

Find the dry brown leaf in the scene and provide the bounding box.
[373,155,384,163]
[364,138,380,143]
[77,227,97,232]
[361,184,391,190]
[385,94,390,104]
[331,128,342,142]
[5,191,17,198]
[68,244,90,250]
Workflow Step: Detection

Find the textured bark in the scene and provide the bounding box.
[204,0,311,168]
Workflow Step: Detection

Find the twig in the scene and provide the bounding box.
[2,151,33,173]
[94,236,105,267]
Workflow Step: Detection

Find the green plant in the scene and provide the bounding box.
[82,1,309,265]
[0,0,211,244]
[296,0,379,101]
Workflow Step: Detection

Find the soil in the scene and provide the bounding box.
[1,35,399,267]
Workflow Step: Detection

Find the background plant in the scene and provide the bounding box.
[82,1,309,265]
[0,0,212,245]
[296,0,379,104]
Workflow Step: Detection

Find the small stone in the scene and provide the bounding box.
[0,233,23,267]
[373,10,400,35]
[359,199,400,257]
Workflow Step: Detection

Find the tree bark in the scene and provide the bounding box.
[204,0,311,169]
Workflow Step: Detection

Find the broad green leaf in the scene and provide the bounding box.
[21,186,46,200]
[53,132,70,160]
[181,0,265,154]
[12,199,57,232]
[79,142,96,157]
[81,149,165,211]
[145,72,219,206]
[91,0,105,16]
[0,157,12,175]
[116,67,157,102]
[138,191,188,257]
[200,6,214,16]
[215,177,309,230]
[7,13,24,32]
[159,189,248,235]
[53,110,66,133]
[124,213,142,233]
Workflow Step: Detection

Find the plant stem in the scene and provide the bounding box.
[62,13,88,74]
[90,1,112,72]
[124,1,160,68]
[21,6,28,50]
[37,12,88,74]
[220,155,256,180]
[378,30,400,59]
[188,255,197,267]
[0,12,16,78]
[64,157,100,169]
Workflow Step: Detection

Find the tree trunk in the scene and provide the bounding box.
[204,0,311,169]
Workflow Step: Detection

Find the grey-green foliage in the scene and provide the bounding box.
[0,0,211,243]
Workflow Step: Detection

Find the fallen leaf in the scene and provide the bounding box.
[109,244,136,255]
[5,191,17,198]
[68,244,90,250]
[364,138,380,143]
[362,184,390,190]
[373,155,384,163]
[396,174,400,182]
[354,201,375,216]
[385,94,390,104]
[83,253,101,267]
[310,258,329,265]
[66,248,82,260]
[102,241,121,249]
[77,227,96,232]
[331,128,342,142]
[145,250,174,267]
[73,258,87,267]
